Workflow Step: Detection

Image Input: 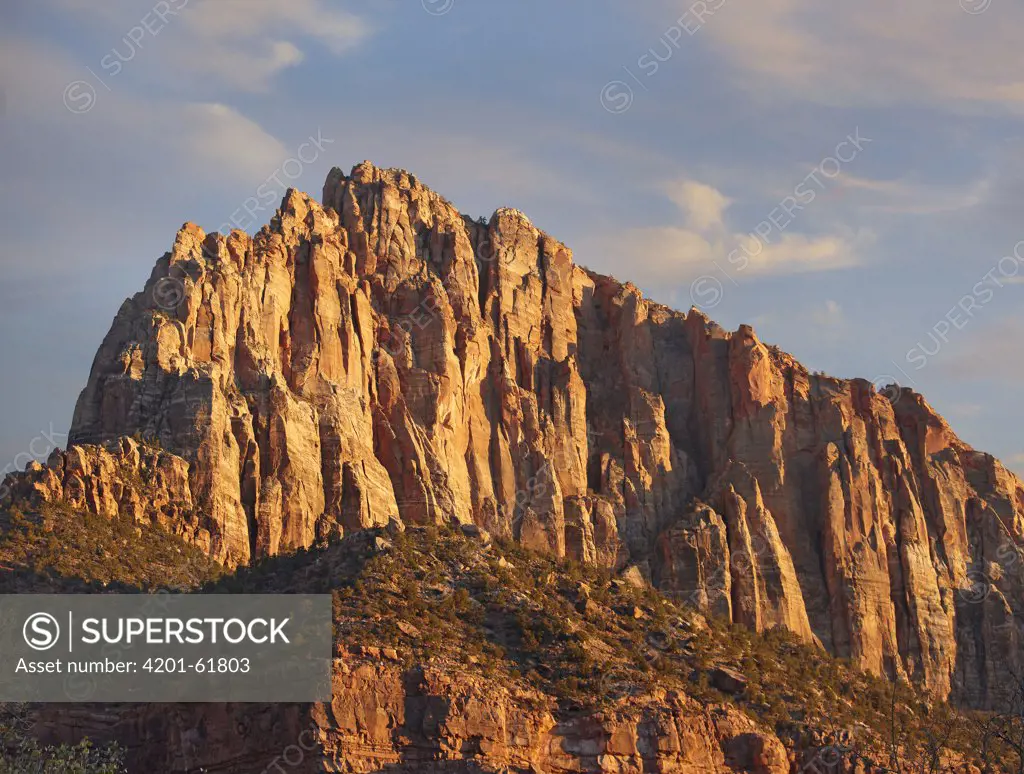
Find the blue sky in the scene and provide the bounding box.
[1,0,1022,478]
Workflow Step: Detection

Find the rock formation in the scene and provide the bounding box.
[32,649,797,774]
[2,437,207,550]
[8,161,1020,709]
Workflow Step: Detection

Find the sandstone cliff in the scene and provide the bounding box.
[29,657,810,773]
[11,161,1019,709]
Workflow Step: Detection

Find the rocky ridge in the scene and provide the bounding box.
[6,161,1023,710]
[25,526,1000,773]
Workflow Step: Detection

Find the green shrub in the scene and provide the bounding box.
[0,706,124,773]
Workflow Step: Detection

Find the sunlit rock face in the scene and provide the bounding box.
[49,162,1023,708]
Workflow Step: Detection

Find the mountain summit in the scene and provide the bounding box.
[7,161,1022,711]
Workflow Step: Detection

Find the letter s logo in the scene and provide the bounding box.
[24,612,60,651]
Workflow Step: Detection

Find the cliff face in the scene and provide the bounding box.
[43,162,1023,708]
[34,651,795,774]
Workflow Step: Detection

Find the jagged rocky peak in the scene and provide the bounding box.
[5,160,1020,709]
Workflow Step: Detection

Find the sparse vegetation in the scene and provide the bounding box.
[198,524,1018,770]
[0,705,124,773]
[0,503,223,592]
[1,502,1017,770]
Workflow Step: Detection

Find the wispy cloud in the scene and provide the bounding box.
[173,0,369,90]
[583,177,864,287]
[832,174,993,216]
[49,0,370,92]
[811,299,845,328]
[176,102,289,180]
[0,32,291,191]
[698,0,1024,114]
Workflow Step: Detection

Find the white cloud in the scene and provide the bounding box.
[172,0,368,89]
[584,177,863,286]
[176,102,290,180]
[585,217,861,286]
[734,232,861,275]
[48,0,370,92]
[699,0,1024,114]
[665,180,731,232]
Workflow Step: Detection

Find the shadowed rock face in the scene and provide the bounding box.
[43,161,1022,708]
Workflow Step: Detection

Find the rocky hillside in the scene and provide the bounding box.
[0,490,222,593]
[7,161,1023,710]
[24,525,1014,773]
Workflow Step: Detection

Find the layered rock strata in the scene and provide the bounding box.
[33,651,802,774]
[9,161,1018,708]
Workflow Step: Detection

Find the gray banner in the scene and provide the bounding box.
[0,594,332,702]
